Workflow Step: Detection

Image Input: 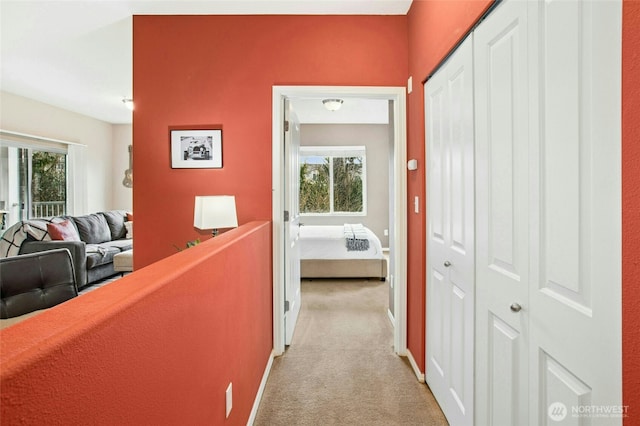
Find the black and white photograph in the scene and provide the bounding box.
[170,129,222,168]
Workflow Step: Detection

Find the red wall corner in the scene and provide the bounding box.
[406,0,492,373]
[622,0,640,420]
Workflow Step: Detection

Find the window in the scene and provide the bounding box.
[299,146,366,215]
[4,147,67,220]
[0,130,86,229]
[28,150,67,217]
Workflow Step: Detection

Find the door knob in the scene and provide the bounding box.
[510,303,522,313]
[444,261,451,267]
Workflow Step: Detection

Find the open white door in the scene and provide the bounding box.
[273,85,407,357]
[425,35,475,426]
[283,99,301,345]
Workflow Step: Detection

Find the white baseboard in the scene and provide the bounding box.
[406,348,425,383]
[247,350,275,426]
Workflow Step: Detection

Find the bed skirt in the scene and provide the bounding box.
[301,258,387,280]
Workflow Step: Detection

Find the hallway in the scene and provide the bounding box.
[255,279,447,425]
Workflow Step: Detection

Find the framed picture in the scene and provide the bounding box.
[170,128,222,169]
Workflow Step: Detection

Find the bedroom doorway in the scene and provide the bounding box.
[272,86,407,356]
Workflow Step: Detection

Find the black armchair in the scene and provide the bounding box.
[1,248,78,319]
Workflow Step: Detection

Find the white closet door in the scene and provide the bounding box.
[425,34,475,426]
[475,0,623,425]
[474,1,530,424]
[527,1,622,424]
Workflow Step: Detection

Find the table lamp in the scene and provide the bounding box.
[193,195,238,236]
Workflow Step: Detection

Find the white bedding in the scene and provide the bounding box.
[299,225,384,260]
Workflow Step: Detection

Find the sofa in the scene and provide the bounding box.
[0,210,132,289]
[1,248,78,319]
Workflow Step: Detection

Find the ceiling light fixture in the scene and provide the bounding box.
[322,98,343,112]
[122,98,134,111]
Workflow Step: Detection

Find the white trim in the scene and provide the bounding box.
[387,308,395,326]
[406,349,425,383]
[0,129,85,147]
[272,85,407,356]
[246,350,275,426]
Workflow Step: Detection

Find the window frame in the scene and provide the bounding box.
[0,130,87,228]
[299,145,367,216]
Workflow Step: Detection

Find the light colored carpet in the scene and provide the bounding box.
[254,278,448,426]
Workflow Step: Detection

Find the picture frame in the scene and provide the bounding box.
[170,128,223,169]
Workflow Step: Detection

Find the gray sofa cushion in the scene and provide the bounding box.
[101,210,127,240]
[85,241,133,269]
[99,240,133,251]
[72,213,111,244]
[85,245,119,269]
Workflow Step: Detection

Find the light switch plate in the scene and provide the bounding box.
[414,196,419,213]
[226,383,232,418]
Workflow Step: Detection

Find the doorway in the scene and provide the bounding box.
[272,86,407,356]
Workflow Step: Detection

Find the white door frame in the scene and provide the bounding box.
[272,85,408,356]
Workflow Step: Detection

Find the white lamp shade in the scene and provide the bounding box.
[194,195,238,230]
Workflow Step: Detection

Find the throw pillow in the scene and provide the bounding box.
[101,210,127,240]
[47,220,81,241]
[124,221,133,239]
[72,213,111,244]
[126,212,134,222]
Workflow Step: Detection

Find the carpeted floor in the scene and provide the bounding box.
[254,278,448,426]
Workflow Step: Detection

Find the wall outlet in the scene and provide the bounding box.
[226,383,233,418]
[383,229,389,236]
[414,196,420,213]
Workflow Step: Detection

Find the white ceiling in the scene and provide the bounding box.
[0,0,411,125]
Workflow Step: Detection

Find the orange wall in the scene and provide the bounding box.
[406,0,492,371]
[132,15,408,268]
[1,222,272,425]
[130,4,639,416]
[622,0,640,420]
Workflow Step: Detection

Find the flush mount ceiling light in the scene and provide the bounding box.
[122,98,134,111]
[322,98,343,112]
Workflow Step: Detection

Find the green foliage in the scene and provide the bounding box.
[299,156,363,214]
[299,159,330,213]
[31,151,66,203]
[332,157,363,213]
[173,238,201,251]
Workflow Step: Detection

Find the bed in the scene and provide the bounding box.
[299,224,387,280]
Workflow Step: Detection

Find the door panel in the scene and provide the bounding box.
[542,352,592,422]
[528,0,622,424]
[474,1,529,425]
[284,99,301,345]
[425,34,474,426]
[488,314,521,426]
[476,1,622,425]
